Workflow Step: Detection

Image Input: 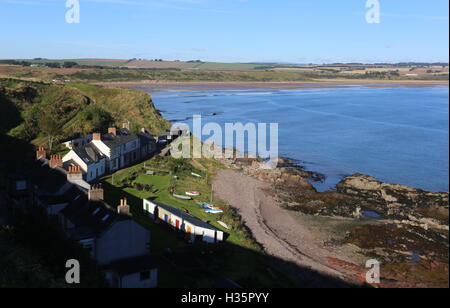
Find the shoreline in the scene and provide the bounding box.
[212,169,358,286]
[94,79,449,91]
[213,159,449,288]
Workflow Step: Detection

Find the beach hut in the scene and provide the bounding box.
[143,199,223,243]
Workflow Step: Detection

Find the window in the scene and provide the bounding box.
[15,180,27,191]
[140,271,150,281]
[101,214,110,222]
[92,208,100,216]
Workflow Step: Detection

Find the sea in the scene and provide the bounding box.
[140,86,449,192]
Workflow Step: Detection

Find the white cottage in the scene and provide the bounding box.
[62,126,157,182]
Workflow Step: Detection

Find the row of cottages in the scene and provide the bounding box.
[143,199,224,244]
[5,148,157,288]
[62,123,157,182]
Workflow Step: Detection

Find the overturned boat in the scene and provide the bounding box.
[173,194,192,200]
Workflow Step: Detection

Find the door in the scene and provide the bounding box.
[175,219,180,230]
[185,225,192,241]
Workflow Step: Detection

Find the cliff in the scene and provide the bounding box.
[0,78,170,141]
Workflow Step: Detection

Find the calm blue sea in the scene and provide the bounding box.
[146,86,449,192]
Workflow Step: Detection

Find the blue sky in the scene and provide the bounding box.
[0,0,448,63]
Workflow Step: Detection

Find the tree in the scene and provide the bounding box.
[38,113,62,153]
[45,62,61,68]
[63,61,78,68]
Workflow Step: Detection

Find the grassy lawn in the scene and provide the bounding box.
[101,157,298,287]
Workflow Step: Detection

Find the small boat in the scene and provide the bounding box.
[191,172,202,178]
[196,201,224,214]
[217,221,229,229]
[173,194,192,200]
[205,208,224,214]
[186,191,200,196]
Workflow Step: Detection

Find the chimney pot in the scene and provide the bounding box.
[49,154,63,169]
[88,185,104,201]
[108,127,117,136]
[67,164,83,182]
[93,133,101,141]
[118,198,131,216]
[36,146,46,158]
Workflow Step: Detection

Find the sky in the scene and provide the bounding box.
[0,0,448,63]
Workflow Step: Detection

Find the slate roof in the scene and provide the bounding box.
[28,158,132,240]
[101,129,138,149]
[137,131,156,146]
[152,201,221,231]
[73,143,105,165]
[38,184,85,205]
[61,192,130,240]
[29,158,69,195]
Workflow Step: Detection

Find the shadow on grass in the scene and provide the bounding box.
[101,181,366,288]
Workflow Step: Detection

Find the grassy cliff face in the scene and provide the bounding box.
[67,83,170,135]
[0,78,170,142]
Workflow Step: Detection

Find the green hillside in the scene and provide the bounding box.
[0,78,170,142]
[0,78,170,185]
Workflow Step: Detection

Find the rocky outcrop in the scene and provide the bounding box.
[231,157,450,288]
[217,155,322,192]
[216,155,449,287]
[336,174,449,230]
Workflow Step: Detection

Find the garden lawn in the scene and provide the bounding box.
[102,158,299,287]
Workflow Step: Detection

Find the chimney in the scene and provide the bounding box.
[117,198,131,216]
[88,184,104,201]
[108,127,117,136]
[36,146,46,160]
[122,121,130,131]
[67,165,83,182]
[49,154,63,169]
[93,133,101,141]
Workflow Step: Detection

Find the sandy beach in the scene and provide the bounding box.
[94,79,448,92]
[212,169,362,287]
